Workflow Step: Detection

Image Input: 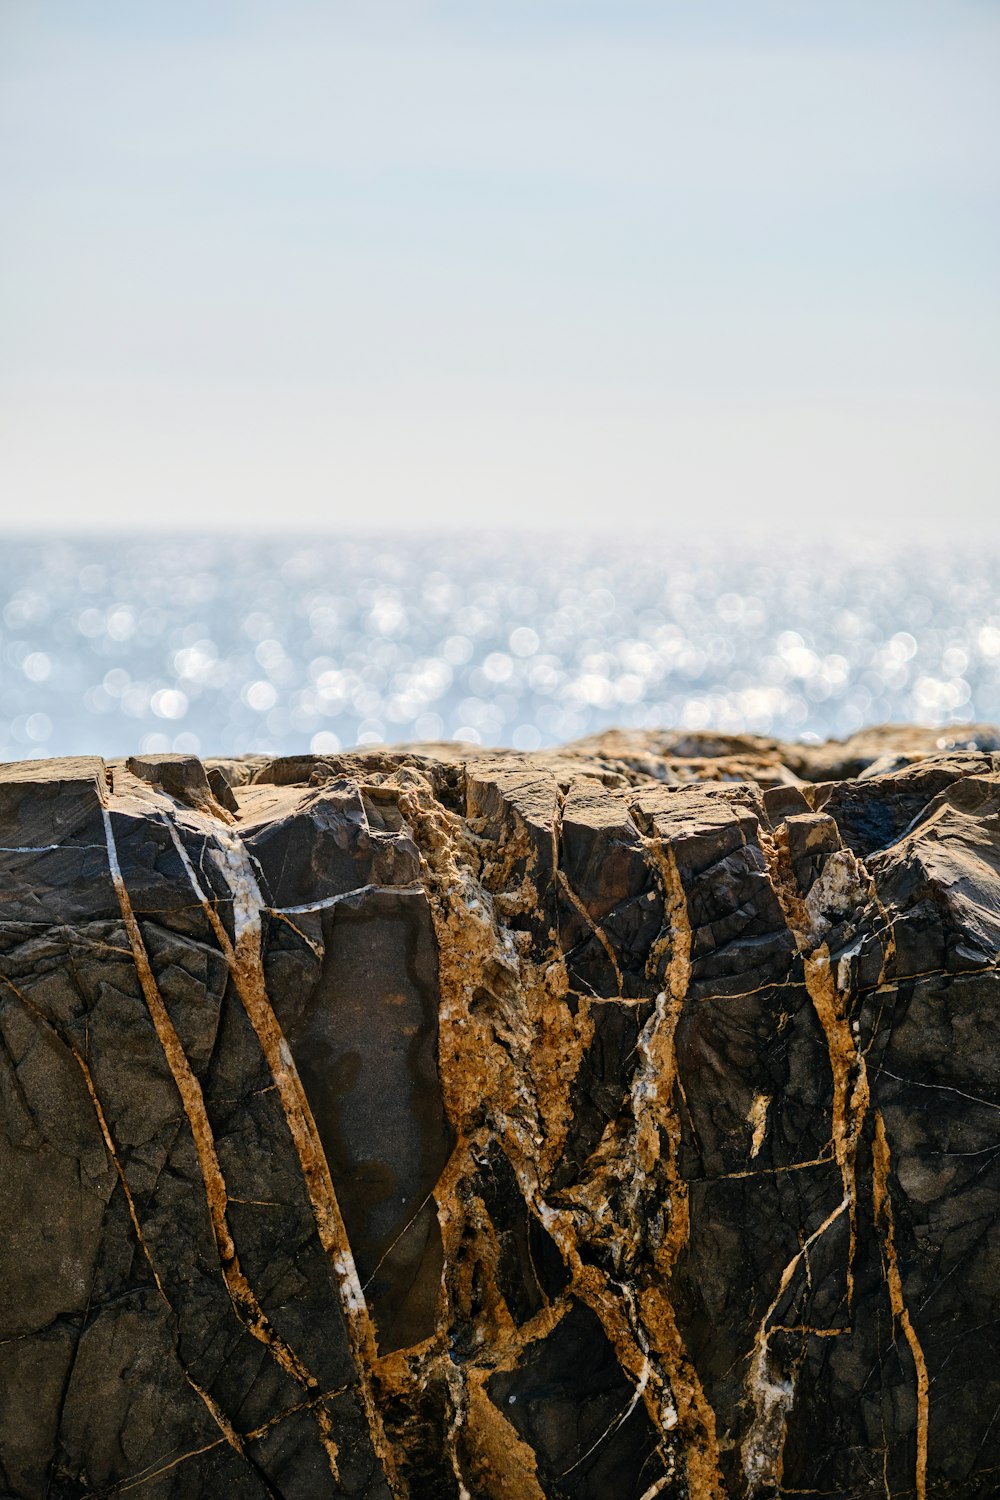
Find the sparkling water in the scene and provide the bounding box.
[2,532,998,761]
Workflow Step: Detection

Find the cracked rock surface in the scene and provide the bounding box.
[2,725,999,1499]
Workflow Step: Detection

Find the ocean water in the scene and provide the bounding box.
[1,532,999,762]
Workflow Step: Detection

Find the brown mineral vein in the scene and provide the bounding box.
[157,812,400,1494]
[361,1183,441,1293]
[519,833,722,1497]
[747,1093,771,1159]
[463,1373,548,1500]
[707,1156,830,1182]
[555,868,625,996]
[402,786,683,1483]
[443,1356,473,1500]
[0,975,247,1466]
[556,1356,651,1478]
[104,1386,352,1497]
[769,1325,849,1338]
[267,909,323,955]
[572,866,718,1492]
[803,948,870,1306]
[864,866,897,985]
[389,1129,565,1498]
[872,1109,929,1500]
[110,1437,230,1495]
[631,834,725,1498]
[760,822,814,936]
[653,842,693,1012]
[98,806,342,1481]
[741,1196,850,1496]
[752,819,878,1494]
[758,818,871,1308]
[244,1385,352,1439]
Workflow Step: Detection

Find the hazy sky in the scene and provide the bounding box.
[1,0,998,536]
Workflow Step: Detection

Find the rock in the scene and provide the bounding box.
[2,727,999,1498]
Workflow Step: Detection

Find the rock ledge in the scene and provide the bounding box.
[2,726,999,1499]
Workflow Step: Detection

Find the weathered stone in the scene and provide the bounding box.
[2,726,1000,1498]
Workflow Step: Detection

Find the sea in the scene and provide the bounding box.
[2,532,998,762]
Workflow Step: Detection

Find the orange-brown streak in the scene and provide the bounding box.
[615,834,725,1497]
[803,949,870,1307]
[872,1110,929,1500]
[160,814,398,1493]
[99,808,340,1479]
[556,868,625,996]
[0,975,247,1461]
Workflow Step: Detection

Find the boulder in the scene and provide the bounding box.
[1,728,999,1498]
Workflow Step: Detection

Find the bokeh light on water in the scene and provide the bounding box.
[2,534,999,760]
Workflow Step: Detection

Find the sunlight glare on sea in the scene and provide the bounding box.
[2,534,998,760]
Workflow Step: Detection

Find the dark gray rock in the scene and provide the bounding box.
[3,726,999,1498]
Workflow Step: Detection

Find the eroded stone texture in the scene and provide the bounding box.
[2,726,1000,1498]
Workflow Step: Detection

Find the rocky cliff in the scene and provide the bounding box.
[2,726,999,1499]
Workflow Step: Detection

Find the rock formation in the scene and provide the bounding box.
[2,726,999,1499]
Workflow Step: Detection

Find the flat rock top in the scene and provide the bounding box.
[5,719,991,800]
[3,720,996,804]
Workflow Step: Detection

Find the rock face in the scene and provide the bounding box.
[2,726,999,1499]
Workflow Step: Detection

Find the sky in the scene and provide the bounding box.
[1,0,998,538]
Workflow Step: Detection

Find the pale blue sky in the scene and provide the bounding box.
[1,1,998,535]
